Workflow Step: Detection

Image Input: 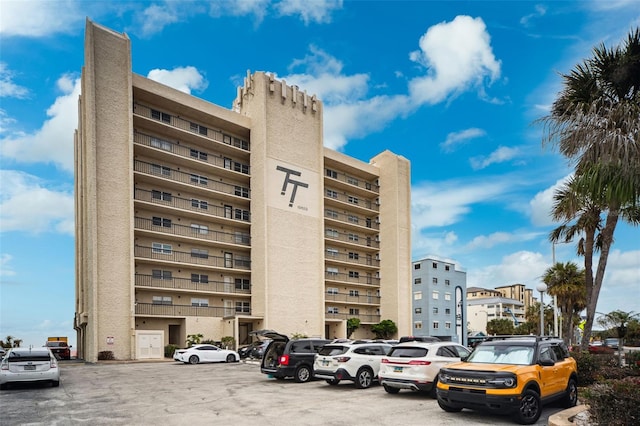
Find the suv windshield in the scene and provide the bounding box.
[467,344,534,365]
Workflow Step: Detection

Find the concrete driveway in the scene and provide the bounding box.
[1,360,568,425]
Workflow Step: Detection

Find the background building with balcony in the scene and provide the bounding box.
[74,21,411,362]
[411,257,467,345]
[466,293,526,334]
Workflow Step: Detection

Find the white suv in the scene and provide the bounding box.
[378,341,470,397]
[313,342,392,388]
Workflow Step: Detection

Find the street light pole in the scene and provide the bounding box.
[552,244,559,337]
[536,283,548,336]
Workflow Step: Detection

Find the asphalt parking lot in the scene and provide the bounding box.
[1,359,567,425]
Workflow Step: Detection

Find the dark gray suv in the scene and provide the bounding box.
[252,330,330,383]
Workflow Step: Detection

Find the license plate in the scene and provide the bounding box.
[322,360,330,366]
[24,365,36,371]
[393,366,403,373]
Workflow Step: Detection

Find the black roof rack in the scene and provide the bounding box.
[483,335,561,342]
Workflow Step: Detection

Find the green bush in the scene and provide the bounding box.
[97,350,114,360]
[626,351,640,369]
[570,350,618,386]
[583,376,640,425]
[221,336,235,349]
[164,344,179,358]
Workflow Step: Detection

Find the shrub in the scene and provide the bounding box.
[164,344,179,358]
[220,336,235,349]
[570,350,618,386]
[583,376,640,425]
[626,351,640,369]
[97,350,114,360]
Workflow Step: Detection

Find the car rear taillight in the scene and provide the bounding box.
[335,357,351,363]
[279,354,290,366]
[381,358,390,363]
[50,359,58,369]
[408,360,431,365]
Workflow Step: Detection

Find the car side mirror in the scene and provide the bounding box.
[539,359,554,367]
[460,355,469,362]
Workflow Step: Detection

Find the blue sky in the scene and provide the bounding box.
[1,0,638,348]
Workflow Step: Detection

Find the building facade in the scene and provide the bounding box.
[74,21,412,362]
[411,257,467,344]
[467,293,526,334]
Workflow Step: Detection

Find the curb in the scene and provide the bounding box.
[548,404,590,426]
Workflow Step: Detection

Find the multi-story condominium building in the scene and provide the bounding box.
[495,283,536,312]
[74,21,412,362]
[411,257,467,345]
[467,292,526,334]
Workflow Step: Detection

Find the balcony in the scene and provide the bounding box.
[325,230,380,249]
[134,188,250,224]
[135,217,250,247]
[135,245,251,270]
[135,274,250,295]
[134,160,251,199]
[325,312,381,323]
[325,169,379,193]
[325,191,379,212]
[135,303,250,318]
[324,209,379,231]
[325,292,381,305]
[325,251,379,268]
[134,131,250,175]
[133,102,249,151]
[325,271,380,286]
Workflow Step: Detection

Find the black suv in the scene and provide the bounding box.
[252,330,330,382]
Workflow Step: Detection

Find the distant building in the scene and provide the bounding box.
[467,291,525,334]
[411,257,467,345]
[494,283,536,313]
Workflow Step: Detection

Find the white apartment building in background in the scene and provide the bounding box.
[467,285,527,334]
[411,257,467,345]
[74,20,412,362]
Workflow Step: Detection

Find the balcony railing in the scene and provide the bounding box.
[135,274,250,294]
[134,188,250,223]
[135,217,250,246]
[324,210,379,231]
[135,245,251,270]
[325,292,381,304]
[134,131,250,175]
[133,102,250,151]
[325,170,379,193]
[325,251,380,268]
[325,191,379,212]
[134,160,251,199]
[325,271,380,286]
[135,302,250,318]
[325,231,380,249]
[325,312,381,323]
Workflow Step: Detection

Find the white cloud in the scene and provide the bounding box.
[0,75,79,172]
[595,249,640,314]
[0,0,85,37]
[412,230,459,260]
[520,4,547,27]
[137,3,182,37]
[465,231,543,250]
[528,174,572,227]
[0,254,16,277]
[275,0,343,24]
[0,170,74,235]
[470,146,520,170]
[440,128,486,153]
[146,67,208,94]
[0,63,29,99]
[408,15,501,106]
[468,250,549,289]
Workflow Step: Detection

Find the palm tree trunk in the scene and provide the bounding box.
[579,225,597,350]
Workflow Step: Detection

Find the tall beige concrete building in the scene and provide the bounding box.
[74,20,411,362]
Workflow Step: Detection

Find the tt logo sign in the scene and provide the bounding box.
[276,165,308,207]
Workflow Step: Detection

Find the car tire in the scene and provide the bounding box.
[429,377,438,398]
[383,384,400,394]
[326,379,340,385]
[52,380,60,387]
[188,355,199,365]
[513,389,541,425]
[437,398,462,412]
[562,378,578,408]
[294,365,312,383]
[355,367,373,389]
[226,354,235,363]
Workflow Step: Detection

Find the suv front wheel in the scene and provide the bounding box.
[514,389,541,425]
[294,365,312,383]
[355,367,374,389]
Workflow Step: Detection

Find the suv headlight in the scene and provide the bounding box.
[486,376,517,388]
[439,372,452,383]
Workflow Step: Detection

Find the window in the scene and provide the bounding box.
[234,186,249,198]
[445,321,452,329]
[327,287,339,295]
[414,321,423,329]
[151,109,171,123]
[445,308,451,315]
[151,137,172,151]
[191,199,208,210]
[235,278,250,290]
[190,174,208,185]
[152,190,172,201]
[432,291,439,300]
[347,176,359,186]
[348,233,359,242]
[326,189,338,198]
[326,267,338,276]
[191,298,209,307]
[433,307,439,314]
[349,290,360,297]
[224,157,232,170]
[445,265,450,271]
[191,274,209,283]
[151,164,171,176]
[224,252,233,268]
[347,195,359,205]
[348,271,359,279]
[234,209,250,221]
[326,169,337,179]
[349,308,360,315]
[191,249,208,259]
[433,321,440,329]
[445,292,452,301]
[325,209,338,219]
[152,269,172,280]
[347,214,359,224]
[348,252,359,260]
[326,248,339,257]
[415,307,422,314]
[189,122,208,136]
[414,264,421,270]
[152,295,172,305]
[432,277,438,284]
[233,162,249,174]
[325,228,339,238]
[191,224,208,235]
[414,291,422,300]
[152,217,171,227]
[152,243,172,254]
[235,232,250,244]
[327,307,339,314]
[190,149,208,161]
[432,262,438,269]
[235,255,250,268]
[414,278,422,285]
[235,301,250,313]
[223,134,232,145]
[445,279,450,286]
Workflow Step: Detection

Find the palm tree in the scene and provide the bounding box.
[542,262,586,345]
[541,28,640,350]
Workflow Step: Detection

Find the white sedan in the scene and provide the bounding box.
[173,344,239,364]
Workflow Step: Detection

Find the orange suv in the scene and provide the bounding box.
[436,336,578,424]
